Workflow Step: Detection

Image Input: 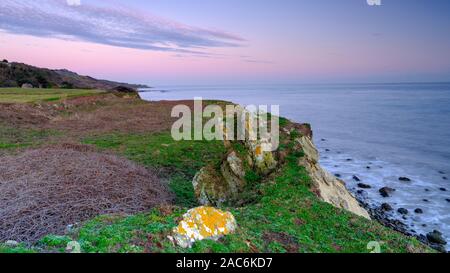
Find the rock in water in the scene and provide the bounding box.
[170,206,237,248]
[399,177,411,182]
[357,183,371,189]
[426,230,447,245]
[379,187,396,197]
[414,208,423,214]
[352,175,361,182]
[397,208,408,215]
[381,203,393,211]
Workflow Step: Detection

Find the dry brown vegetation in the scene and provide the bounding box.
[0,144,172,242]
[0,93,190,242]
[0,94,196,136]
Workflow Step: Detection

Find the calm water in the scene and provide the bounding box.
[140,83,450,248]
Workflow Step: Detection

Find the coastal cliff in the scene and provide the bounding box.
[297,135,370,219]
[192,115,370,220]
[0,91,433,253]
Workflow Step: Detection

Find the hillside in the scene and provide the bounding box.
[0,60,148,90]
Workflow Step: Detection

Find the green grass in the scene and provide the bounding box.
[0,104,432,253]
[169,174,199,207]
[0,243,36,254]
[0,88,104,103]
[27,153,430,253]
[0,123,62,150]
[83,132,227,178]
[15,131,432,253]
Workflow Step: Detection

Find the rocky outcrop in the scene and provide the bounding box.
[170,206,237,248]
[192,165,233,206]
[192,109,369,219]
[192,143,277,206]
[193,107,278,206]
[296,135,370,219]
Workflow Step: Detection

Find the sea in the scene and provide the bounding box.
[139,83,450,249]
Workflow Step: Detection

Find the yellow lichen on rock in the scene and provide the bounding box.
[170,206,237,248]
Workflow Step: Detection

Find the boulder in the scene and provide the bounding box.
[381,203,393,211]
[357,183,371,189]
[352,175,361,182]
[414,208,423,214]
[226,151,246,179]
[4,240,18,247]
[193,151,248,206]
[170,206,237,248]
[246,139,277,175]
[426,230,447,245]
[397,208,408,215]
[379,187,396,197]
[398,177,411,182]
[192,165,231,206]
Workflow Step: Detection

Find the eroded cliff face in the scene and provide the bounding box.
[296,135,371,219]
[191,111,370,219]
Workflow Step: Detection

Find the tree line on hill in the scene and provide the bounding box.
[0,59,148,90]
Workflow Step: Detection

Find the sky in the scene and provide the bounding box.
[1,0,450,85]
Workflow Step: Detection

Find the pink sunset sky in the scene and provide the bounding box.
[1,0,450,85]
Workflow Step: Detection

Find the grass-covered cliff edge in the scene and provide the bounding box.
[0,88,433,253]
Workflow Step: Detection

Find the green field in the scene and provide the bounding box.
[0,88,104,103]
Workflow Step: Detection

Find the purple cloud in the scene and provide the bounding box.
[0,0,245,54]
